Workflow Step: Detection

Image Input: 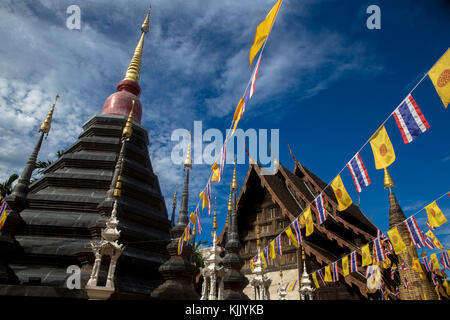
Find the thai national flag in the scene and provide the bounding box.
[242,52,262,114]
[276,235,283,256]
[293,219,302,246]
[374,236,385,263]
[314,193,327,224]
[264,247,271,266]
[346,153,371,193]
[390,269,396,280]
[441,251,450,270]
[400,263,408,271]
[404,216,426,248]
[394,287,400,299]
[332,262,339,282]
[424,235,435,249]
[422,257,431,272]
[350,251,358,273]
[195,206,202,234]
[426,222,435,231]
[393,94,430,144]
[431,273,439,288]
[317,270,326,286]
[403,276,410,290]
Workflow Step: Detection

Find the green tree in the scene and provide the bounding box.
[191,240,207,272]
[0,173,19,198]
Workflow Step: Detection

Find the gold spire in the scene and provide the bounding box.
[122,97,136,138]
[113,159,125,198]
[184,130,192,168]
[301,245,306,260]
[213,197,218,231]
[172,183,178,206]
[123,6,152,82]
[383,167,395,192]
[227,188,232,212]
[256,224,261,247]
[231,157,238,190]
[39,94,59,133]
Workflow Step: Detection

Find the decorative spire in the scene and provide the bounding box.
[123,6,151,83]
[383,167,395,192]
[184,130,192,169]
[113,159,125,198]
[213,197,218,231]
[231,157,238,190]
[122,97,136,139]
[256,224,261,247]
[39,94,59,134]
[287,143,298,164]
[170,183,178,227]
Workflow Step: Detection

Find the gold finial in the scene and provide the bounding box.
[113,159,125,198]
[39,94,59,133]
[301,245,306,260]
[256,225,261,246]
[383,167,395,192]
[122,97,135,138]
[172,183,178,206]
[231,157,238,190]
[123,6,152,82]
[213,197,218,231]
[184,130,192,168]
[227,188,232,212]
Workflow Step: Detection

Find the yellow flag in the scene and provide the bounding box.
[270,240,276,259]
[199,190,208,209]
[412,258,426,280]
[361,244,372,267]
[285,226,299,248]
[387,227,407,255]
[425,230,444,250]
[342,255,350,277]
[425,201,447,228]
[430,253,441,271]
[231,98,244,136]
[249,0,282,66]
[424,293,428,300]
[312,272,320,288]
[369,125,396,169]
[260,251,268,268]
[304,206,314,236]
[211,161,220,182]
[177,236,183,255]
[250,258,255,270]
[443,280,450,296]
[330,174,352,211]
[428,48,450,108]
[288,280,296,292]
[324,265,332,282]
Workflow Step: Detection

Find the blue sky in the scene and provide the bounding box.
[0,0,448,254]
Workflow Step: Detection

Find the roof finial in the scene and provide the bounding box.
[39,94,59,134]
[184,130,192,168]
[383,167,395,193]
[287,143,298,164]
[123,6,152,83]
[122,97,136,138]
[231,157,238,190]
[113,159,125,199]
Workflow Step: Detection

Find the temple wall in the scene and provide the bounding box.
[243,268,299,300]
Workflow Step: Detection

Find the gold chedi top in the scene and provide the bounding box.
[231,158,238,190]
[213,197,218,231]
[122,97,136,138]
[113,159,125,198]
[123,6,151,83]
[383,167,395,192]
[39,94,59,133]
[256,225,261,247]
[184,130,192,168]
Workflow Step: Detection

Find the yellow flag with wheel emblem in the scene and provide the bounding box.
[430,253,441,271]
[387,227,407,254]
[428,48,450,108]
[412,258,426,280]
[330,174,352,211]
[312,272,320,288]
[249,0,282,66]
[285,225,299,248]
[270,240,276,259]
[304,206,314,236]
[425,201,447,228]
[199,190,208,209]
[425,230,444,250]
[211,161,220,182]
[324,265,332,282]
[369,125,396,169]
[342,255,350,277]
[361,243,372,267]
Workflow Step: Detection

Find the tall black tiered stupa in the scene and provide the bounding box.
[0,7,171,299]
